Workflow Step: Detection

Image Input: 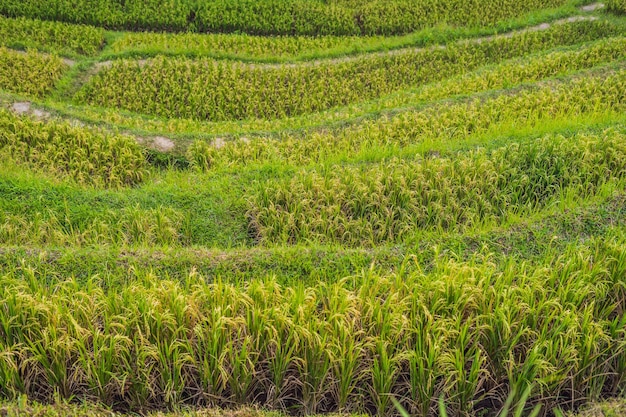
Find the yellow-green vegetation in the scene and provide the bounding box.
[0,0,574,35]
[0,240,625,414]
[0,47,66,97]
[251,130,626,246]
[607,0,626,14]
[573,400,626,416]
[1,2,626,417]
[106,12,595,63]
[77,20,620,122]
[41,37,626,138]
[0,398,288,417]
[0,16,104,55]
[187,69,626,169]
[110,31,385,62]
[0,396,623,416]
[0,109,147,187]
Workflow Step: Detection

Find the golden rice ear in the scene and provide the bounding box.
[249,129,626,246]
[74,19,617,123]
[0,48,67,97]
[1,240,625,413]
[0,109,147,188]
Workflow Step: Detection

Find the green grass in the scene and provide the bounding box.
[1,5,626,417]
[185,68,626,169]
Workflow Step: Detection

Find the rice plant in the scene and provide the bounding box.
[607,0,626,14]
[54,38,626,139]
[0,110,147,188]
[250,130,626,246]
[76,19,619,122]
[0,0,574,36]
[0,47,66,97]
[0,15,104,55]
[188,68,626,170]
[0,239,625,414]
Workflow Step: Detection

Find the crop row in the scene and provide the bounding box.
[107,17,620,64]
[608,0,626,14]
[382,37,626,113]
[110,31,385,62]
[0,158,249,248]
[77,20,620,122]
[106,7,612,63]
[0,239,625,415]
[0,0,571,36]
[250,129,626,246]
[187,68,626,169]
[0,16,104,56]
[0,204,181,247]
[192,0,571,37]
[0,110,146,188]
[53,37,626,138]
[0,48,66,97]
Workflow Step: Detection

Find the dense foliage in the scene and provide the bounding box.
[77,20,618,122]
[0,0,570,35]
[0,16,104,55]
[0,47,66,97]
[0,240,625,414]
[1,3,626,417]
[187,68,626,169]
[607,0,626,14]
[0,110,147,187]
[251,130,626,245]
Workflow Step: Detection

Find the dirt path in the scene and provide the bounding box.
[581,2,605,12]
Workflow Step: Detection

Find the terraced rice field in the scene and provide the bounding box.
[0,1,625,416]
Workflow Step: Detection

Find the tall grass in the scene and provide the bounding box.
[188,69,626,169]
[0,110,147,188]
[76,20,619,122]
[0,239,625,415]
[0,47,66,97]
[250,130,626,246]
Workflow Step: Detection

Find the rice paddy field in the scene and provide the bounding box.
[1,1,626,416]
